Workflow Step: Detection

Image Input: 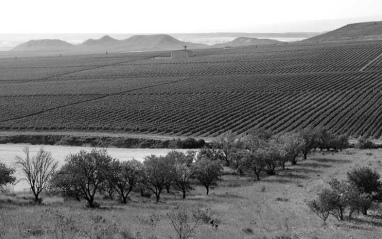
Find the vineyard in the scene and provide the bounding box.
[1,40,382,138]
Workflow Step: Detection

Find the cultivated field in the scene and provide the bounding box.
[1,41,382,138]
[2,148,382,238]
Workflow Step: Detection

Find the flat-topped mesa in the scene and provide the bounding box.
[11,39,74,51]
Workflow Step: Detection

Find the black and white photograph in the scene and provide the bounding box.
[1,0,382,238]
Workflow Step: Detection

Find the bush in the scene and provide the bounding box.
[167,206,207,239]
[0,163,15,190]
[356,137,376,149]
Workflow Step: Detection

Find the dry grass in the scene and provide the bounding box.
[1,148,382,238]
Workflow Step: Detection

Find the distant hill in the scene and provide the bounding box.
[12,34,208,52]
[212,37,280,48]
[305,21,382,42]
[111,34,207,51]
[12,39,74,51]
[81,35,119,46]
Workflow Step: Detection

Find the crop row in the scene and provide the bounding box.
[2,71,382,138]
[2,41,382,84]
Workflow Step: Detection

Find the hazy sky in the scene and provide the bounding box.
[1,0,382,33]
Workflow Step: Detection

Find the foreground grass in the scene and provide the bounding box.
[2,148,382,238]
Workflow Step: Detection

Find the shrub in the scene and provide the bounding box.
[356,137,376,149]
[0,163,15,191]
[167,206,206,239]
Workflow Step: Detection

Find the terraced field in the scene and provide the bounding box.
[1,40,382,138]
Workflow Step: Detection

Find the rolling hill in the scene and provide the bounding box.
[212,37,281,48]
[305,21,382,42]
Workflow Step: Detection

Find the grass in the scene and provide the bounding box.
[2,148,382,238]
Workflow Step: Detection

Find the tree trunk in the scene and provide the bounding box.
[182,190,186,199]
[34,193,40,203]
[155,193,160,202]
[362,207,368,215]
[255,173,260,181]
[291,156,297,165]
[108,191,114,200]
[122,196,127,204]
[206,186,209,195]
[166,185,170,193]
[87,197,95,208]
[303,152,308,160]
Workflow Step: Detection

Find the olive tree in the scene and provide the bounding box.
[15,147,58,202]
[347,167,382,214]
[143,155,174,202]
[213,131,243,166]
[194,156,222,195]
[51,149,113,208]
[109,159,145,204]
[298,128,319,160]
[277,132,304,165]
[167,151,196,199]
[240,149,266,181]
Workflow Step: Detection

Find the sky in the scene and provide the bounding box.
[1,0,382,33]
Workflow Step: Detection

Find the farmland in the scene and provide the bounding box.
[1,40,382,138]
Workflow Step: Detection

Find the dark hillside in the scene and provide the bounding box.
[305,21,382,42]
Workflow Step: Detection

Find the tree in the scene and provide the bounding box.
[143,155,174,202]
[326,178,349,221]
[347,167,381,214]
[194,156,222,195]
[347,167,382,197]
[166,151,196,199]
[173,163,195,199]
[240,149,265,181]
[109,159,145,204]
[262,143,282,175]
[0,163,16,190]
[15,147,58,202]
[277,133,304,165]
[307,199,330,223]
[213,131,242,166]
[198,147,226,161]
[51,149,113,208]
[298,128,319,160]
